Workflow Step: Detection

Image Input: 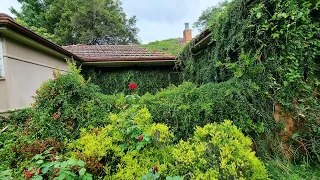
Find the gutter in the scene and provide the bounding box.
[190,28,215,54]
[84,56,176,62]
[191,31,215,54]
[82,59,175,67]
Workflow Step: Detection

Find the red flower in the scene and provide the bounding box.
[152,165,158,174]
[137,135,144,141]
[25,170,33,179]
[52,157,57,162]
[38,169,42,174]
[128,83,138,90]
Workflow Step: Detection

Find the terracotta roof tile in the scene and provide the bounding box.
[63,44,176,62]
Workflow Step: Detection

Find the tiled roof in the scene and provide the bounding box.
[63,44,176,62]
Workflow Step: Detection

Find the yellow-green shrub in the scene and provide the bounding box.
[68,125,123,160]
[194,120,268,179]
[68,107,268,179]
[148,123,174,144]
[110,147,174,180]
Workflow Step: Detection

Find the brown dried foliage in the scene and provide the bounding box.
[13,138,62,158]
[75,152,104,175]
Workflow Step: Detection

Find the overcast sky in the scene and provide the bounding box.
[0,0,221,44]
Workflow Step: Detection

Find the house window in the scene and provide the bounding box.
[0,38,4,77]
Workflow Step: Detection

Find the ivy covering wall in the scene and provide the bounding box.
[177,0,319,163]
[82,66,182,95]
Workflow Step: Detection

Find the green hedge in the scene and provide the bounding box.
[82,66,182,95]
[140,80,274,140]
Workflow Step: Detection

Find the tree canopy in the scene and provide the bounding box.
[11,0,140,45]
[193,0,229,31]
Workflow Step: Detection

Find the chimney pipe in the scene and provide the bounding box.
[183,22,192,44]
[185,22,189,30]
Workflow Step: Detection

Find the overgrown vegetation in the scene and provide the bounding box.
[82,66,182,95]
[0,62,268,179]
[139,80,272,140]
[265,159,320,180]
[141,38,185,56]
[1,0,319,179]
[178,0,320,164]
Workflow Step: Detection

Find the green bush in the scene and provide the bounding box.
[67,106,268,179]
[0,108,35,171]
[26,148,93,180]
[140,80,274,140]
[82,67,182,95]
[30,61,113,140]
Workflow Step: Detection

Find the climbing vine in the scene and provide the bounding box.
[177,0,320,163]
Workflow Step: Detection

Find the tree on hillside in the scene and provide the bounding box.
[193,0,229,31]
[11,0,140,45]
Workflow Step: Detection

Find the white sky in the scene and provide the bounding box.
[0,0,221,44]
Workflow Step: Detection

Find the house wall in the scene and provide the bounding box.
[0,37,68,111]
[0,78,7,110]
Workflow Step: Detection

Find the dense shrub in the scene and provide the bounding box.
[30,61,113,140]
[0,108,35,171]
[67,106,267,179]
[25,148,93,179]
[82,66,182,95]
[140,80,274,140]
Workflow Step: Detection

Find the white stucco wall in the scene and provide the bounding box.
[0,37,68,111]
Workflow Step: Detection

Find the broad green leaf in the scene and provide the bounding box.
[155,173,160,178]
[42,166,49,174]
[67,159,76,165]
[58,173,66,180]
[35,176,43,180]
[61,162,68,169]
[257,12,262,19]
[36,160,44,164]
[79,168,86,176]
[54,163,60,168]
[291,133,299,139]
[32,154,44,160]
[77,160,85,167]
[136,144,144,151]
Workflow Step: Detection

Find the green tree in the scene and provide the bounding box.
[193,0,229,31]
[15,18,56,42]
[11,0,140,45]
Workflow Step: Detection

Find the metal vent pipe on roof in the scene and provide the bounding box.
[185,22,189,30]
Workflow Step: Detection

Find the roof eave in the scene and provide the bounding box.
[82,59,176,67]
[191,32,215,54]
[188,0,259,54]
[83,56,176,62]
[0,17,83,62]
